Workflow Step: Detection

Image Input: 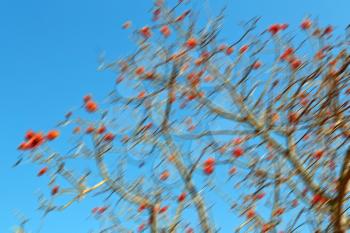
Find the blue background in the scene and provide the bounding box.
[0,0,349,232]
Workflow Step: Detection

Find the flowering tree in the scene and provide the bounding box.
[16,0,350,232]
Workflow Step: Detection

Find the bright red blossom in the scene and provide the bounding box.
[186,37,198,49]
[51,186,59,196]
[140,26,152,38]
[232,147,244,157]
[239,45,249,54]
[37,167,48,176]
[301,19,312,30]
[178,192,186,202]
[103,133,115,142]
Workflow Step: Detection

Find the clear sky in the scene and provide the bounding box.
[0,0,349,232]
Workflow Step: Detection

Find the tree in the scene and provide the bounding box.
[16,0,350,232]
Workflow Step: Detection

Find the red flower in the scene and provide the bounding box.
[324,25,333,35]
[232,147,244,157]
[252,60,261,69]
[138,91,146,99]
[178,192,186,202]
[268,24,281,35]
[19,131,46,150]
[186,37,197,49]
[239,45,249,54]
[229,167,237,175]
[204,157,215,166]
[51,186,59,195]
[86,126,95,134]
[262,224,273,233]
[288,112,298,123]
[138,203,148,212]
[312,194,328,205]
[37,167,48,176]
[253,192,265,200]
[97,125,106,134]
[160,25,171,37]
[27,133,45,149]
[18,142,29,150]
[203,165,214,175]
[159,206,168,214]
[301,18,312,30]
[46,130,59,141]
[103,133,115,142]
[135,66,145,76]
[85,100,98,112]
[25,130,35,140]
[273,207,285,216]
[83,95,92,103]
[246,208,255,219]
[97,206,108,214]
[313,150,324,160]
[140,26,152,38]
[290,59,302,70]
[280,47,294,61]
[226,47,234,55]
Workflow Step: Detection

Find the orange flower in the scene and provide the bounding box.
[86,125,95,134]
[73,127,81,134]
[18,142,29,150]
[138,91,146,99]
[135,67,145,76]
[160,170,170,180]
[246,208,255,219]
[85,100,98,112]
[46,130,59,141]
[252,60,261,69]
[97,125,106,134]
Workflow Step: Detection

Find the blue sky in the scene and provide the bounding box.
[0,0,349,232]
